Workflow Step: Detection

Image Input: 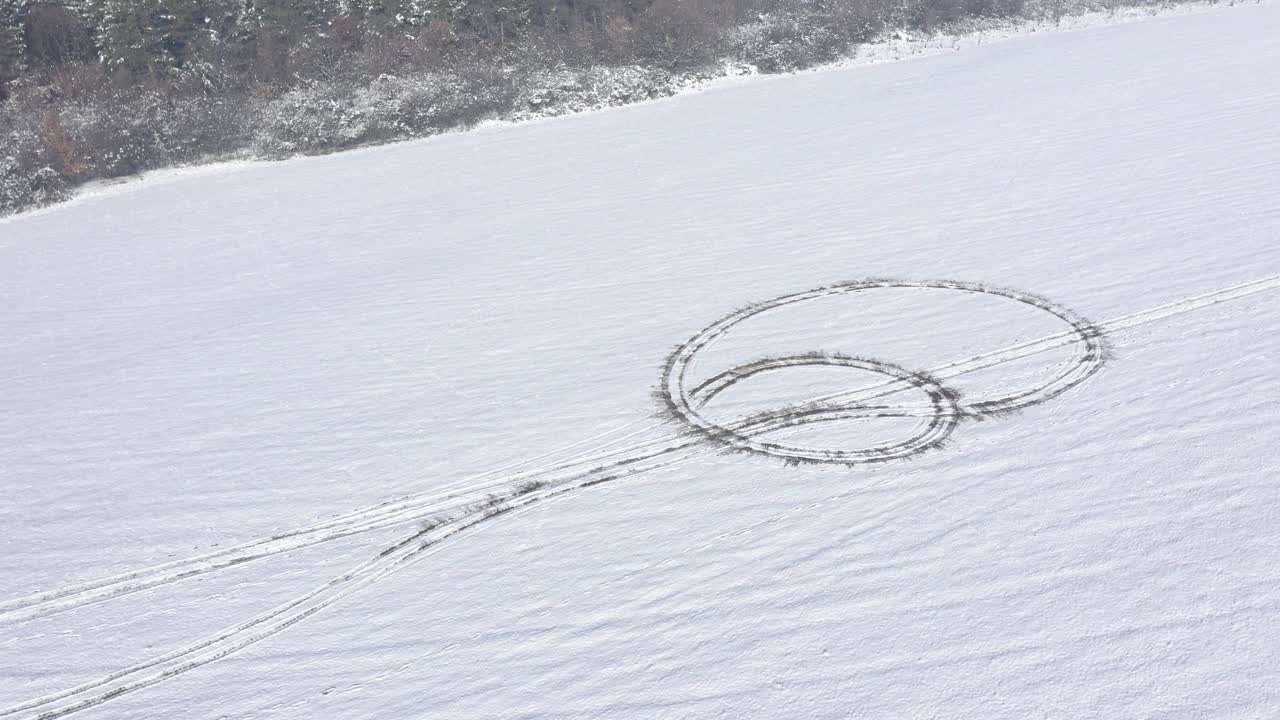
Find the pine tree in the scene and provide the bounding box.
[95,0,154,73]
[463,0,531,45]
[399,0,437,26]
[0,0,24,100]
[238,0,340,79]
[346,0,404,23]
[150,0,211,68]
[66,0,108,53]
[243,0,339,34]
[413,0,530,42]
[65,0,211,74]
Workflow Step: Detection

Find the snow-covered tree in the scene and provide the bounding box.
[68,0,206,72]
[418,0,530,43]
[242,0,339,33]
[0,0,24,99]
[150,0,211,67]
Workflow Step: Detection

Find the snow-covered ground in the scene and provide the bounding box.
[3,2,1279,718]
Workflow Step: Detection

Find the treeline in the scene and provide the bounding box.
[1,0,1149,214]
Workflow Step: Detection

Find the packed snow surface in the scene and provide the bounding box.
[3,3,1280,718]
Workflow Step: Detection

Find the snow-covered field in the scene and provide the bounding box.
[3,3,1280,718]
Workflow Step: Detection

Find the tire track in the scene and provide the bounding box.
[2,452,692,720]
[4,276,1274,625]
[5,274,1277,719]
[7,386,922,720]
[659,280,1107,464]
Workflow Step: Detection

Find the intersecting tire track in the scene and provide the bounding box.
[659,279,1106,464]
[3,458,681,720]
[7,273,1280,720]
[1,281,1093,627]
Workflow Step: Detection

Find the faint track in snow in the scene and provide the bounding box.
[4,273,1278,720]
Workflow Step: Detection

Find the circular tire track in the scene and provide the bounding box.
[6,277,1122,720]
[685,353,963,464]
[661,279,1107,464]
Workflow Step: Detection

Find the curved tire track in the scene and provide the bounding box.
[9,274,1280,719]
[660,279,1106,464]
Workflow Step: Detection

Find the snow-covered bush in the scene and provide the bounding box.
[0,155,68,214]
[48,89,249,177]
[0,96,68,214]
[255,71,518,156]
[512,66,680,119]
[731,15,849,73]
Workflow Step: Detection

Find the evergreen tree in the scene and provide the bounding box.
[94,0,154,73]
[418,0,530,43]
[238,0,340,79]
[399,0,438,26]
[0,0,24,100]
[66,0,108,52]
[346,0,404,23]
[334,0,403,39]
[150,0,211,68]
[243,0,339,34]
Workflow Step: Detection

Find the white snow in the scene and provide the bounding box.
[2,3,1280,718]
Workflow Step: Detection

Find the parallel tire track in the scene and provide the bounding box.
[6,274,1278,719]
[6,276,1275,625]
